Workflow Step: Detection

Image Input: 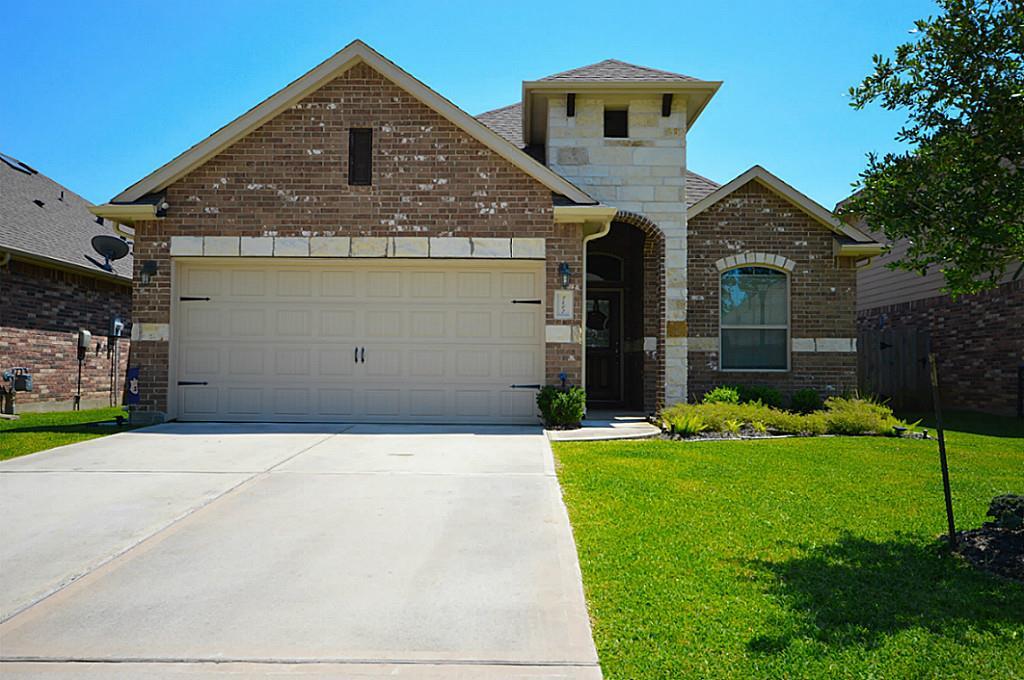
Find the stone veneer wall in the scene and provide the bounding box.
[687,181,859,402]
[546,93,688,404]
[0,258,131,411]
[857,279,1024,416]
[128,62,582,420]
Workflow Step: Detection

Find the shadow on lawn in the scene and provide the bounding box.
[746,533,1024,653]
[1,422,131,437]
[900,411,1024,439]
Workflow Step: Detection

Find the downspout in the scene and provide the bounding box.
[580,219,614,410]
[110,221,135,240]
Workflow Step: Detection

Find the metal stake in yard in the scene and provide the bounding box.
[928,352,957,548]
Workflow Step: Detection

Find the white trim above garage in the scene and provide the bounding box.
[169,236,546,259]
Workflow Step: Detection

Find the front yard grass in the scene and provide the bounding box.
[0,407,135,461]
[554,412,1024,679]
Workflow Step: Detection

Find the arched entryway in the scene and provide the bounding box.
[584,212,665,412]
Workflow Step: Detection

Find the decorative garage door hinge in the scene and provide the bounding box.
[511,299,542,304]
[509,384,541,389]
[179,296,211,301]
[177,381,208,386]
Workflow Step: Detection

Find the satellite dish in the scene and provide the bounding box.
[90,235,130,272]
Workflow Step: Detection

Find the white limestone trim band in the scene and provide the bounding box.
[792,338,857,352]
[170,236,545,259]
[130,323,170,342]
[715,252,796,272]
[687,337,857,353]
[545,325,575,344]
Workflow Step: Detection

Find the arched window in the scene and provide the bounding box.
[720,266,789,370]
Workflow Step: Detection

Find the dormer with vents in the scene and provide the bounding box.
[520,60,720,211]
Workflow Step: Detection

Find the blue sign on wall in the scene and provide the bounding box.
[125,367,141,405]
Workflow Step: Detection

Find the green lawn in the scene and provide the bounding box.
[553,413,1024,679]
[0,408,135,461]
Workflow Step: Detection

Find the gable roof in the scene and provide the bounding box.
[105,40,595,206]
[476,102,720,206]
[0,152,132,281]
[687,165,880,247]
[541,59,700,82]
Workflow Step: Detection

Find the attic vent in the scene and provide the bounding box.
[32,199,45,208]
[0,152,38,175]
[348,128,372,186]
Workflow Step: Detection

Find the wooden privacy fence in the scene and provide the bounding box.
[858,325,932,411]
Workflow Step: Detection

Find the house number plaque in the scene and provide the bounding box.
[553,290,574,320]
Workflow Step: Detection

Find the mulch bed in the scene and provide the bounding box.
[953,526,1024,582]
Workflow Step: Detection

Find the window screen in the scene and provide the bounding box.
[348,128,372,185]
[720,266,789,370]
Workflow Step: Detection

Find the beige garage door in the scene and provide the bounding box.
[173,259,544,423]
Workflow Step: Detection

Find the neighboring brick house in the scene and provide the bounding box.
[855,220,1023,416]
[91,41,879,424]
[0,152,132,412]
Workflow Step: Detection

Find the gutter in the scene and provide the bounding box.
[0,247,131,285]
[553,204,618,225]
[836,242,884,258]
[89,203,159,228]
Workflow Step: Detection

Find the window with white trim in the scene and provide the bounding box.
[720,266,789,370]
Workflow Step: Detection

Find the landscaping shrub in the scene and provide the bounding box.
[821,396,901,435]
[536,385,586,428]
[660,396,904,438]
[663,410,710,437]
[737,384,784,408]
[723,419,743,434]
[702,385,740,405]
[988,494,1024,529]
[790,388,823,413]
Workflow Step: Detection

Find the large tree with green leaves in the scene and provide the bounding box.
[843,0,1023,295]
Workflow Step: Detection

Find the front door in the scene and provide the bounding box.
[585,290,622,404]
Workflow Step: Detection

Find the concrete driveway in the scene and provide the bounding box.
[0,423,600,678]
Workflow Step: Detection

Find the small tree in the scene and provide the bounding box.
[843,0,1024,296]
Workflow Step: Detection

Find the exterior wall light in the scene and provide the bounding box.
[559,262,572,288]
[140,260,158,285]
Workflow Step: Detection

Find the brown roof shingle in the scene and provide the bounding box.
[475,104,719,206]
[539,59,700,82]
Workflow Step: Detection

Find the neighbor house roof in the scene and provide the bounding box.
[97,40,596,215]
[0,152,132,281]
[476,102,720,206]
[687,165,882,254]
[540,59,700,82]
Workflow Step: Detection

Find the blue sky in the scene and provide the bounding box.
[2,0,936,208]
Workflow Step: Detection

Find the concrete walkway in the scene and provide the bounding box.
[547,413,661,442]
[0,423,600,679]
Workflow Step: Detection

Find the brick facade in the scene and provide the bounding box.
[686,181,858,402]
[129,62,582,419]
[0,258,131,411]
[857,279,1024,416]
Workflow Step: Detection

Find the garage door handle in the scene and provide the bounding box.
[510,384,541,389]
[360,347,365,363]
[179,296,210,302]
[512,299,542,305]
[177,381,208,386]
[354,347,359,363]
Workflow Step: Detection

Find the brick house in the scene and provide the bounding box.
[855,221,1022,416]
[0,152,132,412]
[91,41,880,424]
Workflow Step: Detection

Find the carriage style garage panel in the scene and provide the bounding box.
[172,259,545,423]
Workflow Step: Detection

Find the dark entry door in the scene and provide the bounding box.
[586,290,622,403]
